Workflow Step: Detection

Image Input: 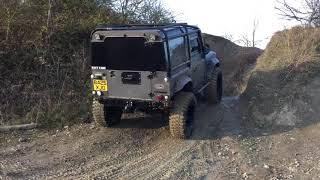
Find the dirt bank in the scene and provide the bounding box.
[243,27,320,130]
[203,34,263,96]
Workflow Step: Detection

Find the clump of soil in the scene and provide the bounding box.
[243,27,320,129]
[203,34,263,96]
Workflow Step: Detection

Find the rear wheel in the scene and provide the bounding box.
[169,92,196,139]
[206,67,223,104]
[92,100,123,127]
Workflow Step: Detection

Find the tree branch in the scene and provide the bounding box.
[0,123,39,132]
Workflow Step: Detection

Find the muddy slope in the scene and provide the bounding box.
[203,34,263,96]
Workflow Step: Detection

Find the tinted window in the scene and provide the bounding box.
[190,37,201,53]
[91,37,166,71]
[168,37,188,68]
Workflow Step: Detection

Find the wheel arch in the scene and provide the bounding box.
[173,76,193,94]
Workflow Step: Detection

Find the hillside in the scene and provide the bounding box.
[203,34,263,96]
[243,27,320,129]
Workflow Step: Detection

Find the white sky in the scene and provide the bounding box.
[162,0,300,48]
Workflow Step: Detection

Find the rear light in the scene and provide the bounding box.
[156,95,165,102]
[97,91,103,96]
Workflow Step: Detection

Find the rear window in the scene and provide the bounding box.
[91,37,167,71]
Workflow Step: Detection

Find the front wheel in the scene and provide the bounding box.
[205,67,223,104]
[169,92,196,139]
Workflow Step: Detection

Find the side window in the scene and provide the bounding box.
[168,37,188,68]
[190,34,202,55]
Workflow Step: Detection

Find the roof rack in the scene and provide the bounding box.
[98,23,186,27]
[95,23,199,31]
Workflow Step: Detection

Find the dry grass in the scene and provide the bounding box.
[256,27,320,73]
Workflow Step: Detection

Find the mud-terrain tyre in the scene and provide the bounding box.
[206,67,223,104]
[169,92,196,139]
[92,100,122,127]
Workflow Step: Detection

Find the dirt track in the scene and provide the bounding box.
[1,97,320,179]
[0,97,242,179]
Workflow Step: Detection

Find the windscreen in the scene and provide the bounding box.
[91,37,167,71]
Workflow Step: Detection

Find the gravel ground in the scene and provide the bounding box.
[1,97,320,180]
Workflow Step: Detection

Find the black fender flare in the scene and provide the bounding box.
[174,76,193,94]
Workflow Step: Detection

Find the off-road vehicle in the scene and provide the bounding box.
[90,23,222,139]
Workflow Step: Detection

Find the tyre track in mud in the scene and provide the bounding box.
[51,128,169,179]
[1,126,162,179]
[0,97,242,179]
[116,102,225,180]
[102,100,223,179]
[119,141,195,179]
[71,129,199,179]
[90,100,228,180]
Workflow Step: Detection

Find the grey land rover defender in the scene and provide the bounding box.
[90,23,222,139]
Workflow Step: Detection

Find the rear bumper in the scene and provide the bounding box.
[98,97,170,110]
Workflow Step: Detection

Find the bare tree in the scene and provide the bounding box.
[109,0,174,24]
[223,33,235,42]
[252,19,259,48]
[238,34,250,47]
[276,0,320,27]
[1,1,20,42]
[137,0,174,23]
[109,0,144,23]
[46,0,52,31]
[237,19,260,47]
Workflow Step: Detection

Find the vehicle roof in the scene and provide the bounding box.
[92,23,201,40]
